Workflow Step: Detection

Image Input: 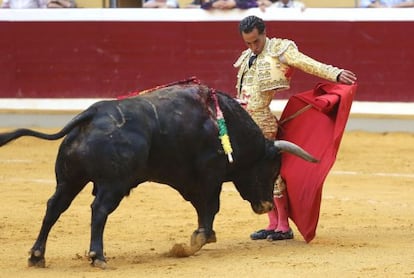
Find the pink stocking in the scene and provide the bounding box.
[265,207,278,230]
[274,194,290,232]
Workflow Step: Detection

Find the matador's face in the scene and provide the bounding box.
[241,27,266,56]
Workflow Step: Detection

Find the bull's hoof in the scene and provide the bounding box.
[91,258,107,269]
[191,229,216,246]
[168,230,217,258]
[206,231,217,244]
[88,251,107,269]
[190,230,206,247]
[28,250,45,268]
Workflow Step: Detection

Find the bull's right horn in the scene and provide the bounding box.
[274,140,319,163]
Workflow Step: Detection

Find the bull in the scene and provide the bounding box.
[0,83,317,268]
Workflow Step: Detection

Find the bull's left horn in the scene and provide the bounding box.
[274,140,319,163]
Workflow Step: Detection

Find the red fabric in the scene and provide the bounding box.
[277,82,357,243]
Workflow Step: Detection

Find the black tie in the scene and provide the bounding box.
[248,55,257,68]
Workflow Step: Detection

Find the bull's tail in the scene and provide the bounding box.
[0,108,96,147]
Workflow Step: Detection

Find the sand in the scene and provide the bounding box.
[0,129,413,277]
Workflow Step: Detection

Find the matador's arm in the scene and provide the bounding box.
[280,45,343,82]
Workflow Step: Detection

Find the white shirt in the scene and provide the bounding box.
[272,0,305,10]
[273,0,305,9]
[1,0,47,8]
[143,0,179,8]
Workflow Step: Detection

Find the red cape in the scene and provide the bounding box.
[277,82,357,243]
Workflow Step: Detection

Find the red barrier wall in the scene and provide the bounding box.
[0,9,413,102]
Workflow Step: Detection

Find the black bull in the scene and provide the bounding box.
[0,84,317,268]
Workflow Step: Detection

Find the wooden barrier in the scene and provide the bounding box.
[0,8,413,102]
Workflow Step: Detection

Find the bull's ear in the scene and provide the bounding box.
[273,140,319,163]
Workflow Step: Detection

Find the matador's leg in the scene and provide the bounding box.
[273,175,290,232]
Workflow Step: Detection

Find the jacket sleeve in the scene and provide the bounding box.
[280,44,342,82]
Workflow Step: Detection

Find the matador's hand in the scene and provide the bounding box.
[337,70,357,85]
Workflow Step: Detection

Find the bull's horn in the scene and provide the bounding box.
[274,140,319,163]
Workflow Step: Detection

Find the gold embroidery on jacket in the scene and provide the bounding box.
[282,45,342,81]
[234,37,343,138]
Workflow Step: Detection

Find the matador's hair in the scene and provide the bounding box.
[239,15,266,35]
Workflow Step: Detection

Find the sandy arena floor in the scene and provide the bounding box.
[0,128,413,277]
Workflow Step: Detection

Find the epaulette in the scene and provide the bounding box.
[267,38,298,57]
[233,49,251,68]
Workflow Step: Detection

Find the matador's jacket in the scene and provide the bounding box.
[234,37,343,139]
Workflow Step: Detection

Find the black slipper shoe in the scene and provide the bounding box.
[266,229,294,241]
[250,229,276,240]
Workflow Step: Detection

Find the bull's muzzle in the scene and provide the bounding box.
[252,201,273,214]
